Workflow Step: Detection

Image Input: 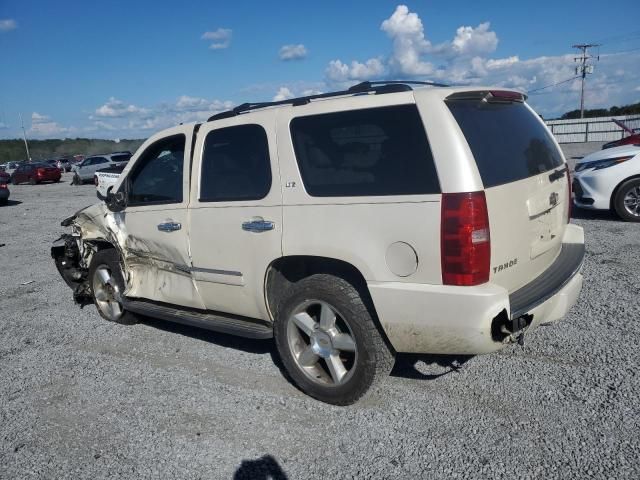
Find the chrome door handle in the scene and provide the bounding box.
[157,221,182,232]
[242,219,275,232]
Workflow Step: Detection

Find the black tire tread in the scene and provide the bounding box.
[274,274,394,405]
[613,178,640,222]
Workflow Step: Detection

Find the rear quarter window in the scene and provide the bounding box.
[290,104,440,197]
[447,100,563,188]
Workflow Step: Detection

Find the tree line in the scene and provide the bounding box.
[0,138,145,162]
[560,102,640,120]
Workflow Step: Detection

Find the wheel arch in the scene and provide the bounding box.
[263,255,393,350]
[610,174,640,210]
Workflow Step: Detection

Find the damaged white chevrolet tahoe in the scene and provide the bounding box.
[52,81,585,405]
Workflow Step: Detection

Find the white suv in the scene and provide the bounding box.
[72,152,131,184]
[52,81,585,405]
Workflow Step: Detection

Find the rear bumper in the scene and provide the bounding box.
[369,224,585,354]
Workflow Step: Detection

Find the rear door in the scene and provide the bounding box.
[188,114,282,320]
[446,93,570,293]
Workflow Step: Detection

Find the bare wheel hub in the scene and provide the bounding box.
[93,265,123,321]
[310,330,333,358]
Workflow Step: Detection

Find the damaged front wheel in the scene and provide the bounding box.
[89,249,138,325]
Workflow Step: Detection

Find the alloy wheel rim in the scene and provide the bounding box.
[286,299,358,386]
[623,186,640,217]
[92,265,123,321]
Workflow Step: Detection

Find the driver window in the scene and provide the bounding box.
[128,134,185,206]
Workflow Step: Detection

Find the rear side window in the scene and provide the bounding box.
[200,124,271,202]
[447,100,563,188]
[111,154,131,163]
[290,105,440,197]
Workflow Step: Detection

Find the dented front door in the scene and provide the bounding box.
[116,125,205,309]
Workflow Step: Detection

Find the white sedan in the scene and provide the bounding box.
[573,144,640,222]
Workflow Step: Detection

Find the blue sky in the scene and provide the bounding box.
[1,0,639,139]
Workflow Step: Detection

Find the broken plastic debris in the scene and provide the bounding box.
[20,280,35,285]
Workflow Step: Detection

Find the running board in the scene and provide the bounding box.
[122,298,273,339]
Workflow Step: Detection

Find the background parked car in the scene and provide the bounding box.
[56,157,72,172]
[3,162,20,175]
[72,153,132,184]
[573,144,640,221]
[0,178,9,205]
[0,169,11,205]
[11,162,62,185]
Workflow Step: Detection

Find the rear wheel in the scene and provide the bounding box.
[273,274,394,405]
[29,177,36,185]
[613,178,640,222]
[11,177,18,185]
[88,249,138,325]
[72,174,80,185]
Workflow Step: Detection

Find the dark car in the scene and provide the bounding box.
[0,171,10,205]
[11,163,62,185]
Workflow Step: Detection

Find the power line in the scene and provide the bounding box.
[527,76,579,95]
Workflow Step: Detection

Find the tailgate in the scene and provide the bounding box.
[447,92,570,293]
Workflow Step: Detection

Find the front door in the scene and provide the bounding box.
[116,125,204,309]
[188,115,282,320]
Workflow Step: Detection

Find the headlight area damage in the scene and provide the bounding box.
[51,204,127,305]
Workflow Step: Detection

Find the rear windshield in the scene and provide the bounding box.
[111,154,131,163]
[290,105,440,197]
[447,100,563,188]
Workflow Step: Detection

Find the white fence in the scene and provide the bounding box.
[545,115,640,144]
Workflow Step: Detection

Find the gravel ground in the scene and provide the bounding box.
[1,174,639,479]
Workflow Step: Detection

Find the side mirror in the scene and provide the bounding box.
[106,188,127,212]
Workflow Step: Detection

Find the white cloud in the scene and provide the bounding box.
[325,58,385,83]
[202,28,232,50]
[0,19,17,32]
[30,112,72,137]
[273,87,294,101]
[0,122,8,129]
[84,95,235,137]
[380,5,434,75]
[320,5,640,117]
[430,22,498,58]
[279,44,307,61]
[93,97,149,118]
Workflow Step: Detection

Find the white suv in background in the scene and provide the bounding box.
[52,81,585,405]
[72,152,131,184]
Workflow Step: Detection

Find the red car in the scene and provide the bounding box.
[603,119,640,149]
[11,163,61,185]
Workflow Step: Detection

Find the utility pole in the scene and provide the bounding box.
[19,113,32,162]
[572,43,600,119]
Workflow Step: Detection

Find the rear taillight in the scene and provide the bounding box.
[0,183,7,189]
[566,170,572,223]
[37,168,45,175]
[441,191,491,286]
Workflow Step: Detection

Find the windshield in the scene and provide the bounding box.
[447,99,563,188]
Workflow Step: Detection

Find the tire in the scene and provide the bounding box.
[72,174,80,185]
[613,178,640,222]
[88,249,138,325]
[11,177,18,185]
[273,274,395,405]
[29,177,36,185]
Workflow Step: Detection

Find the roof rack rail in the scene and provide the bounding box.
[207,79,449,122]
